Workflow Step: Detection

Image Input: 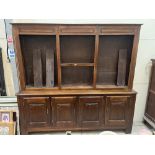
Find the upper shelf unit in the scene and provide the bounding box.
[12,24,141,90]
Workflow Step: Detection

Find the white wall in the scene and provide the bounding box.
[7,19,155,122]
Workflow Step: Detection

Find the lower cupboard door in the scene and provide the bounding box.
[24,97,51,128]
[78,96,104,128]
[105,96,130,127]
[53,97,76,128]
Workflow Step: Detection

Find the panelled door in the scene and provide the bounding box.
[105,96,130,127]
[24,97,51,128]
[53,97,76,128]
[78,96,104,128]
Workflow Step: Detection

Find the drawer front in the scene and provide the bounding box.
[53,97,76,128]
[78,96,104,128]
[59,26,96,35]
[105,96,130,127]
[23,97,51,128]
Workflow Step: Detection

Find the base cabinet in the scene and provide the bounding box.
[18,94,136,134]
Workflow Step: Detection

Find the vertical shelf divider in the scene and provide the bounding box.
[56,29,62,89]
[93,29,99,88]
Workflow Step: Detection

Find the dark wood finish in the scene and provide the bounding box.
[78,96,104,128]
[17,89,137,96]
[97,35,133,86]
[19,35,56,87]
[33,49,42,87]
[13,26,26,90]
[105,96,130,127]
[61,67,93,86]
[17,93,136,134]
[61,63,94,67]
[53,97,76,128]
[12,24,141,134]
[117,49,128,86]
[17,24,57,35]
[24,97,51,128]
[99,25,137,35]
[56,32,61,89]
[46,49,54,87]
[145,60,155,126]
[93,34,99,88]
[60,35,95,63]
[59,25,96,35]
[128,26,141,89]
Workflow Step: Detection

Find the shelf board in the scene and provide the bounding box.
[96,84,128,89]
[61,84,93,89]
[26,86,59,90]
[25,85,128,90]
[17,89,137,96]
[61,63,94,67]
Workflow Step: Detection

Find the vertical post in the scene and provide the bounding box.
[56,30,61,89]
[93,34,99,88]
[128,26,141,89]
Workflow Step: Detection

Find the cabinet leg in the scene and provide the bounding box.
[20,129,29,135]
[125,127,132,134]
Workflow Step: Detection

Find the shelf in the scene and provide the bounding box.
[61,63,94,67]
[26,86,59,90]
[17,89,137,96]
[96,84,128,89]
[61,84,93,89]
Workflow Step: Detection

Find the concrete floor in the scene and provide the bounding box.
[30,122,154,135]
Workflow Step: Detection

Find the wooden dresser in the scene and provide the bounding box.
[144,59,155,129]
[12,24,141,134]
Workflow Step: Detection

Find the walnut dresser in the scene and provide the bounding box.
[12,23,141,134]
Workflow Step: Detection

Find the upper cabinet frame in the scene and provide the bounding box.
[12,24,141,91]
